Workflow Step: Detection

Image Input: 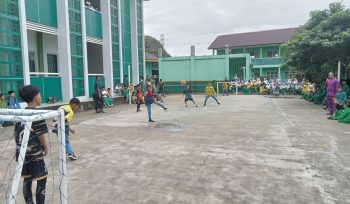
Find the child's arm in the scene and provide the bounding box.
[38,135,48,156]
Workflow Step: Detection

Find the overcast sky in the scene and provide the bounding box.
[144,0,350,56]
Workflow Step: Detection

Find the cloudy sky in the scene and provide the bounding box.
[144,0,350,56]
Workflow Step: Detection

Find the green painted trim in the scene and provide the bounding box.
[36,32,44,73]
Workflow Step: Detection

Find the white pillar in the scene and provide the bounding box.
[118,0,124,84]
[130,0,139,84]
[57,0,73,101]
[141,0,146,80]
[18,0,30,85]
[278,67,281,80]
[101,0,114,90]
[338,61,341,80]
[81,0,90,99]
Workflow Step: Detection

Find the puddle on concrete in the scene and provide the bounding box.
[153,122,185,132]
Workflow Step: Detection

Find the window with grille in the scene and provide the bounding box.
[29,51,36,72]
[267,50,279,58]
[47,54,58,73]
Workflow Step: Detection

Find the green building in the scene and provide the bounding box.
[159,28,296,91]
[0,0,146,103]
[209,28,296,80]
[145,52,158,81]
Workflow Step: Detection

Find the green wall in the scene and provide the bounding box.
[160,55,233,82]
[30,77,62,102]
[69,0,85,97]
[0,0,24,97]
[85,8,102,38]
[146,62,152,78]
[110,0,121,84]
[25,0,58,27]
[121,0,132,80]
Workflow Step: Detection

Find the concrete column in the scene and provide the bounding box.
[57,0,73,101]
[130,0,139,84]
[141,0,146,80]
[225,56,229,80]
[278,46,281,58]
[245,55,251,80]
[18,0,30,85]
[81,0,90,99]
[118,0,124,84]
[260,47,263,58]
[101,0,114,91]
[36,33,44,73]
[260,67,262,76]
[190,56,195,81]
[278,67,281,80]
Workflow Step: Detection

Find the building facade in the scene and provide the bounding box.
[0,0,146,102]
[209,28,296,81]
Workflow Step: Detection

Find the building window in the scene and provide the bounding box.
[266,72,278,80]
[29,51,36,72]
[47,54,58,73]
[267,50,279,58]
[285,71,292,80]
[250,52,260,58]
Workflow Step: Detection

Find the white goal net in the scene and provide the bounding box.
[0,109,67,204]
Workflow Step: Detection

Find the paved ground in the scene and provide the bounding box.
[1,95,350,204]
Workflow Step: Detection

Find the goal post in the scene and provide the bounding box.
[216,81,239,95]
[0,109,67,204]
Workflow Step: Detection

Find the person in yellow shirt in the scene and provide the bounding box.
[53,98,80,161]
[222,81,229,96]
[204,82,220,106]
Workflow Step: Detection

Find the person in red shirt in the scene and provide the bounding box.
[136,88,144,112]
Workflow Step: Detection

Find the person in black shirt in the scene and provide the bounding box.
[14,85,49,204]
[183,86,198,107]
[93,76,104,113]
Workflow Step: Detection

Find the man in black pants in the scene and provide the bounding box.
[15,85,49,204]
[93,76,104,113]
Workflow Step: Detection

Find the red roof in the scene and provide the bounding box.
[208,28,297,50]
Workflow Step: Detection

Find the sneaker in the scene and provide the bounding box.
[148,119,155,123]
[218,103,221,105]
[164,108,168,111]
[196,105,198,108]
[68,154,78,161]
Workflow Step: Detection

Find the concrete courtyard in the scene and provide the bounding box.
[1,95,350,204]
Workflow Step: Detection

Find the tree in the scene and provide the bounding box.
[144,35,171,57]
[283,2,350,83]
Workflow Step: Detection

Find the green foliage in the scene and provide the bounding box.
[283,1,350,83]
[145,35,171,57]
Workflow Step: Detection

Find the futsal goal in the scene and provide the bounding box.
[216,81,239,95]
[0,108,67,204]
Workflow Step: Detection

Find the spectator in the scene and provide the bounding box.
[0,93,7,128]
[325,72,339,115]
[335,85,346,110]
[93,76,104,113]
[7,90,20,109]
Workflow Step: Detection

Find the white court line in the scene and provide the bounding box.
[271,98,296,128]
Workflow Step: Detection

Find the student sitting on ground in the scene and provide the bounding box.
[102,87,113,108]
[335,85,347,110]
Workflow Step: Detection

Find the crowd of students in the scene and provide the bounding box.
[221,77,306,96]
[300,72,350,124]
